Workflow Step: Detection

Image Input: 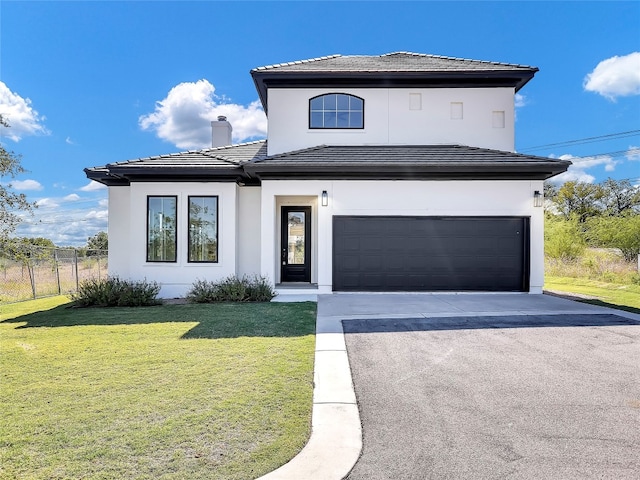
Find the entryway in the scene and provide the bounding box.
[280,206,311,282]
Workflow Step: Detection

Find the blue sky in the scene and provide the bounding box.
[1,1,639,245]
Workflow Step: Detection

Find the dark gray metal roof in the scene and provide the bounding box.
[244,144,570,180]
[85,141,570,184]
[84,141,267,185]
[252,52,537,73]
[251,52,539,112]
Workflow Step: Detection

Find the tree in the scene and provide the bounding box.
[599,178,640,216]
[586,214,640,262]
[0,114,36,239]
[87,231,108,252]
[553,181,604,222]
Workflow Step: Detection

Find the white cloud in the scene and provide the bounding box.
[626,145,640,161]
[0,81,49,141]
[98,198,108,207]
[139,79,267,149]
[515,94,526,108]
[548,153,617,184]
[14,203,108,246]
[80,180,107,192]
[36,198,60,208]
[66,136,76,145]
[584,52,640,100]
[63,194,81,202]
[9,179,43,191]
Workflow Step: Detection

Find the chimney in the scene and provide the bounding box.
[211,116,233,147]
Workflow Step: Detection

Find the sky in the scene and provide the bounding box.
[1,0,639,246]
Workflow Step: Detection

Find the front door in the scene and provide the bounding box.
[281,206,311,282]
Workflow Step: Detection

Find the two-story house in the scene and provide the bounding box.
[85,52,570,298]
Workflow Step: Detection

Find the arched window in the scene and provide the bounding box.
[309,93,364,129]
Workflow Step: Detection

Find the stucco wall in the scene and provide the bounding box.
[109,182,238,298]
[237,186,262,277]
[261,180,545,293]
[267,87,515,155]
[108,186,131,280]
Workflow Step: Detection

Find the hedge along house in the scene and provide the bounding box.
[85,52,570,298]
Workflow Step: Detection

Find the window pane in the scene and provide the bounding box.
[323,94,337,110]
[336,94,350,110]
[189,196,218,262]
[337,112,349,128]
[147,196,177,262]
[350,96,363,111]
[310,97,323,111]
[350,112,363,128]
[324,111,337,128]
[310,112,324,128]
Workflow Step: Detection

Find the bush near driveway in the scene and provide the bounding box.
[0,297,316,480]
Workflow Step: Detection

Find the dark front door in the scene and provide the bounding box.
[281,206,311,282]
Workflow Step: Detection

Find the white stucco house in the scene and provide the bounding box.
[85,52,570,298]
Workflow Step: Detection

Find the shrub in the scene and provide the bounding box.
[186,275,276,303]
[72,277,161,307]
[545,215,586,260]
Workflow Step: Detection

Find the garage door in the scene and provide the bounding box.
[333,216,529,292]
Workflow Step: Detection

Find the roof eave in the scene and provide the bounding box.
[244,161,569,181]
[251,69,538,112]
[97,166,250,183]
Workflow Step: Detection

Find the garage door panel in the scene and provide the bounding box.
[333,216,528,292]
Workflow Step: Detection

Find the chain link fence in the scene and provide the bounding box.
[0,244,108,304]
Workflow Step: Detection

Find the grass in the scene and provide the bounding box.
[0,297,316,480]
[544,248,640,313]
[545,276,640,313]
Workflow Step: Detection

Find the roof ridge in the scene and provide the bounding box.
[108,139,267,167]
[251,144,328,164]
[379,51,535,69]
[252,54,342,72]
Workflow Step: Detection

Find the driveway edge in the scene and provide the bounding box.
[256,305,362,480]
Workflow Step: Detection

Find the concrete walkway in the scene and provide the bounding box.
[258,293,640,480]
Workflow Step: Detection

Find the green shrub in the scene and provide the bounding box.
[72,277,161,307]
[545,215,586,260]
[186,275,276,303]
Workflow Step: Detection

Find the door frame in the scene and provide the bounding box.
[280,206,312,283]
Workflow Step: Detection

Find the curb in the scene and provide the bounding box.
[257,306,362,480]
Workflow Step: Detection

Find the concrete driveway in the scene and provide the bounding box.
[317,294,640,480]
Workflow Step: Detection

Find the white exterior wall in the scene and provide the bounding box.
[267,87,515,155]
[261,180,545,294]
[237,186,262,277]
[117,182,239,298]
[108,186,131,279]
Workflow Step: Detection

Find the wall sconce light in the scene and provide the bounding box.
[533,190,543,208]
[321,190,328,207]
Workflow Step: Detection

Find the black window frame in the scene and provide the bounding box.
[187,195,219,264]
[146,195,178,263]
[309,93,364,130]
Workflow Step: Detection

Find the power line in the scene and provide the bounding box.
[520,130,640,152]
[562,149,639,160]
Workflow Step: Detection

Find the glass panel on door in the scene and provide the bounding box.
[287,211,306,264]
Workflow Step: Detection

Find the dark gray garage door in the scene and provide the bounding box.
[333,216,529,292]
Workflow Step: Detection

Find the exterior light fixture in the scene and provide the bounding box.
[321,190,328,207]
[533,190,543,208]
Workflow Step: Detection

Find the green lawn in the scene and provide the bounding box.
[545,276,640,313]
[0,297,316,480]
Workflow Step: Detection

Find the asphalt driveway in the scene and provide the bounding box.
[326,295,640,480]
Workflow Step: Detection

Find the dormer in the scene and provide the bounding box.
[251,52,538,156]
